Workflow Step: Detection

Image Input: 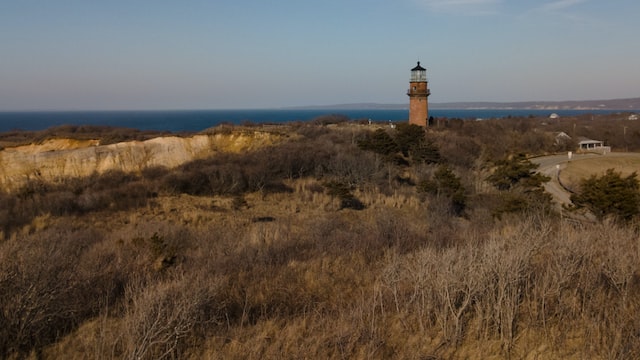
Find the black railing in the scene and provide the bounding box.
[407,89,431,96]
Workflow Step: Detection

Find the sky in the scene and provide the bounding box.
[0,0,639,110]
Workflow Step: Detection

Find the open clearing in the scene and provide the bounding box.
[560,153,640,190]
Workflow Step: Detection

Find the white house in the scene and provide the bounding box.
[577,137,610,154]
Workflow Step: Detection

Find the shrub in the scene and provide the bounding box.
[486,154,552,217]
[323,181,365,210]
[325,149,380,186]
[487,154,549,191]
[0,227,110,357]
[119,275,216,360]
[311,114,350,125]
[418,165,467,216]
[434,132,481,168]
[570,169,640,222]
[393,123,425,156]
[357,129,399,157]
[409,139,441,164]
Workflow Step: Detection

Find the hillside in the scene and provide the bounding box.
[2,117,640,359]
[0,130,285,191]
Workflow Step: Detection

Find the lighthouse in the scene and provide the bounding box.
[407,62,430,127]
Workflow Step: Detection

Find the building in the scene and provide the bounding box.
[555,131,571,147]
[407,62,430,127]
[578,137,610,154]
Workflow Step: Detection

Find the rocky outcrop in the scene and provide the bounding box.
[0,131,283,191]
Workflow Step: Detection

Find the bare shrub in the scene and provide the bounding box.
[478,233,530,354]
[118,274,219,360]
[382,219,550,356]
[401,244,486,346]
[433,131,482,168]
[578,221,640,358]
[326,149,381,186]
[477,222,541,354]
[369,208,426,253]
[424,195,467,249]
[520,130,554,154]
[1,170,153,238]
[0,227,106,357]
[528,228,584,342]
[161,137,344,197]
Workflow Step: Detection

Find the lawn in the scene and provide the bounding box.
[560,153,640,190]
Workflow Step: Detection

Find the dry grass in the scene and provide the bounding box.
[560,154,640,189]
[4,121,640,359]
[9,182,635,360]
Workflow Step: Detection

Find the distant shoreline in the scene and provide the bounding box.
[286,97,640,111]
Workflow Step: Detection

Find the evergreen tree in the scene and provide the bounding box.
[570,169,640,222]
[393,123,425,156]
[410,140,441,164]
[487,154,549,191]
[487,154,552,217]
[357,129,399,156]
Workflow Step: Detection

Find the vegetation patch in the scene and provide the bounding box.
[560,155,640,190]
[569,168,640,222]
[3,115,640,359]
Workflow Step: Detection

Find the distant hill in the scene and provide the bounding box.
[289,97,640,111]
[285,103,407,110]
[431,97,640,110]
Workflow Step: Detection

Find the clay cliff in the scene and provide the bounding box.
[0,131,283,191]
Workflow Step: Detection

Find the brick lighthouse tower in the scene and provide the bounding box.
[407,61,430,127]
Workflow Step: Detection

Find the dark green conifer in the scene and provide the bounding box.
[570,169,640,222]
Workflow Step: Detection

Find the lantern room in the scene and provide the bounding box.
[410,61,427,82]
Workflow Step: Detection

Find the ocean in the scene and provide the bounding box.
[0,109,625,133]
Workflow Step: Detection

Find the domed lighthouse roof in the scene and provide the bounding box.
[411,61,426,71]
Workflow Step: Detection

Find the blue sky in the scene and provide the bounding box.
[0,0,639,110]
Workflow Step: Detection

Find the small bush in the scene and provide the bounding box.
[418,165,467,216]
[323,181,365,210]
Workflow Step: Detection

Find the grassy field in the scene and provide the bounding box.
[560,153,640,190]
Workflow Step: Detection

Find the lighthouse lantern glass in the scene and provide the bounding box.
[411,69,426,82]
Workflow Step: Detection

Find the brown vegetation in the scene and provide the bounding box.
[2,114,640,359]
[560,155,640,189]
[0,125,171,149]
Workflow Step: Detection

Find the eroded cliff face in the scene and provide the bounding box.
[0,131,283,191]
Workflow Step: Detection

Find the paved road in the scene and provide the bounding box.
[532,152,640,209]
